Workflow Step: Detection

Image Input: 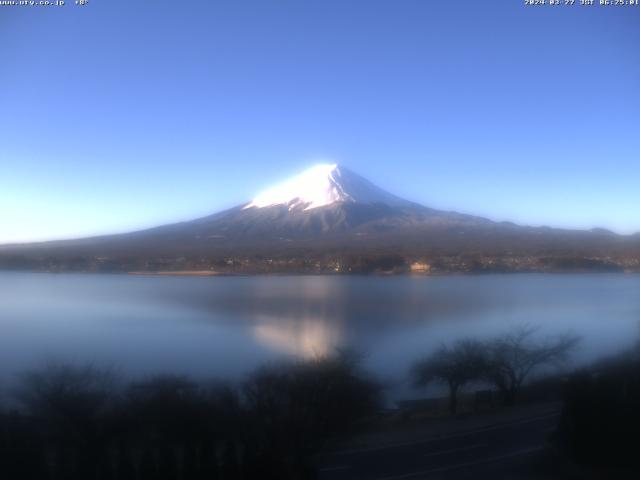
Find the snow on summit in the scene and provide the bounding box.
[244,164,345,210]
[243,164,411,211]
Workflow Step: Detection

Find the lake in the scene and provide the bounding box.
[1,273,639,400]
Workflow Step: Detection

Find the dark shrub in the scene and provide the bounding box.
[557,349,640,470]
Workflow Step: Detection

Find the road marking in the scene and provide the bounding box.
[326,412,559,456]
[375,446,545,480]
[423,443,486,458]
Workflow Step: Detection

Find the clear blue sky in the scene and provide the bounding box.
[1,0,639,243]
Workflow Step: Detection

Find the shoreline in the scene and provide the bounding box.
[128,270,224,276]
[0,269,637,277]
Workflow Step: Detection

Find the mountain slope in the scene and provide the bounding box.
[1,164,639,273]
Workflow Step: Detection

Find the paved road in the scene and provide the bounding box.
[317,408,561,479]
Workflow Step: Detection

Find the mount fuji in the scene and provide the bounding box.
[148,163,489,240]
[1,164,639,273]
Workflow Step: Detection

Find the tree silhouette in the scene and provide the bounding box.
[484,325,579,405]
[242,351,381,477]
[15,362,118,479]
[411,339,487,415]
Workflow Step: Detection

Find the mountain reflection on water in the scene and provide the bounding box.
[1,273,639,400]
[253,314,343,359]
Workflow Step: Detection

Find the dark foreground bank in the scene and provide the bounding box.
[2,343,640,479]
[0,353,380,480]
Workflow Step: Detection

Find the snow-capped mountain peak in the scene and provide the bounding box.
[243,164,410,211]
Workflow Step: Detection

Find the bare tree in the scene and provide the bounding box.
[484,325,579,405]
[17,362,118,424]
[411,339,487,415]
[241,352,381,478]
[15,362,119,479]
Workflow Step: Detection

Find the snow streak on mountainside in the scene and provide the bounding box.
[243,164,413,211]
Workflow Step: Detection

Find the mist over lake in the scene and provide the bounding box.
[1,273,639,400]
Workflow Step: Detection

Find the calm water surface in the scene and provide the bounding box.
[1,273,639,399]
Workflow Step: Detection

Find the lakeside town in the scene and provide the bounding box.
[2,252,639,275]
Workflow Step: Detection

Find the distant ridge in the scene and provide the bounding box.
[1,164,639,274]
